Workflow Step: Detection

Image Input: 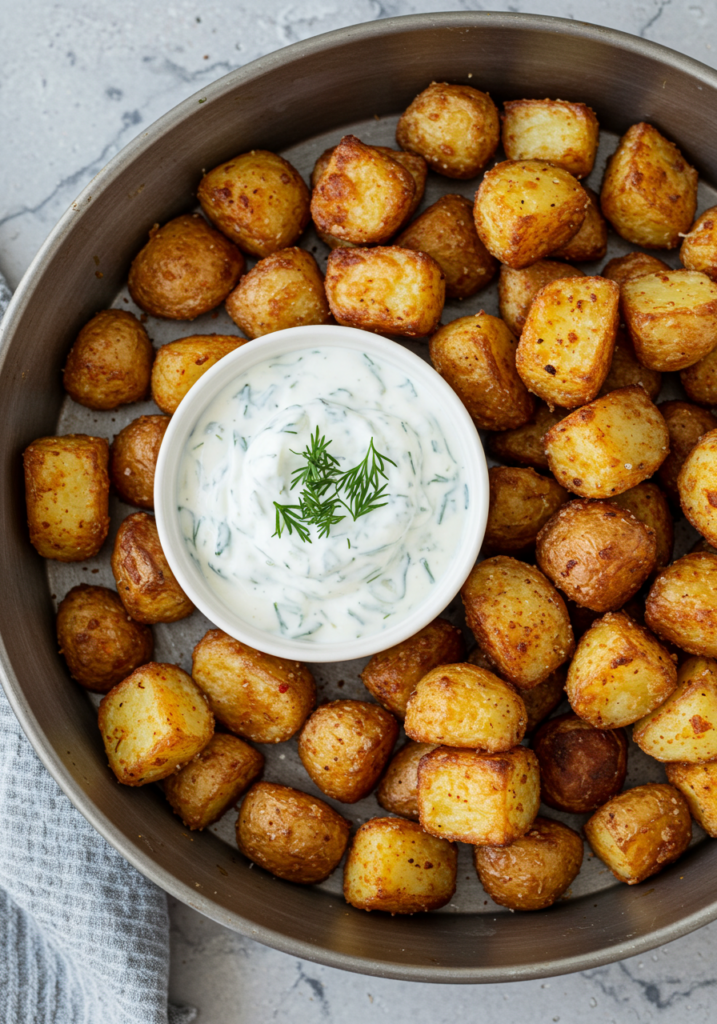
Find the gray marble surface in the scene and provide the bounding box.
[4,0,717,1020]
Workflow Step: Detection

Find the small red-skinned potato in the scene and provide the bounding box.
[225,247,330,339]
[98,662,214,786]
[63,309,154,410]
[633,657,717,763]
[681,206,717,281]
[551,187,607,262]
[151,335,246,414]
[681,345,717,408]
[498,261,585,338]
[645,552,717,658]
[598,329,662,401]
[609,482,674,572]
[343,817,457,914]
[666,761,717,836]
[112,511,194,624]
[657,401,717,502]
[192,629,315,743]
[678,429,717,546]
[584,783,692,885]
[377,741,438,820]
[533,713,628,812]
[602,251,671,288]
[501,99,599,178]
[486,403,566,471]
[467,647,567,733]
[110,415,170,510]
[484,466,568,555]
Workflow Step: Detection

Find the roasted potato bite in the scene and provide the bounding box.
[484,466,568,554]
[98,662,214,786]
[474,160,588,269]
[551,188,607,262]
[417,745,540,846]
[633,657,717,763]
[57,584,153,693]
[600,122,698,249]
[164,733,264,830]
[298,700,398,803]
[501,99,599,179]
[429,313,534,431]
[681,345,717,407]
[225,247,329,339]
[598,329,662,401]
[656,401,717,502]
[681,206,717,280]
[360,617,465,719]
[396,82,499,179]
[24,434,110,561]
[645,552,717,657]
[666,761,717,836]
[498,261,585,338]
[515,276,619,409]
[192,629,315,744]
[128,214,245,320]
[486,402,566,470]
[467,647,566,733]
[198,150,310,257]
[377,742,437,821]
[150,335,245,414]
[344,817,456,914]
[236,782,350,884]
[544,386,670,499]
[63,309,153,410]
[602,251,670,288]
[678,429,717,546]
[111,511,194,624]
[533,713,628,813]
[584,783,692,885]
[474,817,584,911]
[325,247,444,337]
[610,482,673,572]
[110,414,170,510]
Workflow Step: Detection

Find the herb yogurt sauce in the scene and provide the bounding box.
[177,346,469,642]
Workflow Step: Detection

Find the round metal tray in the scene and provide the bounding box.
[3,12,717,983]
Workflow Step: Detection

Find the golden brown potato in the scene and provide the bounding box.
[128,214,245,320]
[467,647,566,733]
[417,745,540,846]
[666,761,717,836]
[486,402,566,470]
[516,276,619,409]
[681,345,717,407]
[692,538,717,556]
[111,511,194,624]
[474,816,584,911]
[24,434,110,561]
[236,781,350,884]
[584,783,692,884]
[164,733,264,830]
[191,629,315,744]
[544,386,670,498]
[633,657,717,763]
[621,270,717,371]
[396,82,499,179]
[377,741,438,820]
[150,335,245,414]
[63,309,153,410]
[498,261,585,338]
[657,401,717,503]
[98,662,214,786]
[110,415,170,510]
[609,482,673,572]
[325,247,444,337]
[678,429,717,546]
[461,556,574,689]
[600,123,698,249]
[681,206,717,281]
[224,247,329,339]
[360,617,465,719]
[484,466,568,554]
[645,552,717,658]
[404,663,527,751]
[343,817,456,914]
[396,194,497,299]
[429,313,535,430]
[198,150,310,257]
[298,700,398,803]
[551,187,607,261]
[57,584,153,693]
[598,329,662,400]
[602,251,670,288]
[474,160,588,269]
[533,713,628,812]
[501,99,599,178]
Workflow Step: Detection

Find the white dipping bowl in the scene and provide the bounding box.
[154,324,489,662]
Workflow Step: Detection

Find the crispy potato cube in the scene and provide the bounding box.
[498,261,585,338]
[600,123,698,249]
[598,329,662,400]
[98,662,214,786]
[111,511,194,624]
[534,713,628,813]
[467,647,566,733]
[681,206,717,281]
[681,345,717,407]
[516,275,619,409]
[396,82,499,179]
[110,414,170,511]
[404,663,527,751]
[602,251,670,288]
[484,466,568,555]
[57,584,153,693]
[666,761,717,836]
[461,556,574,689]
[360,617,465,719]
[429,313,534,430]
[377,741,438,821]
[584,783,692,885]
[236,781,350,884]
[63,309,153,410]
[634,657,717,763]
[551,187,607,262]
[474,816,584,911]
[502,99,599,178]
[164,733,264,830]
[325,247,444,337]
[474,160,588,269]
[544,385,670,498]
[486,402,566,470]
[656,401,717,502]
[678,429,717,546]
[192,629,315,743]
[645,552,717,657]
[417,745,540,845]
[344,817,456,914]
[198,150,310,257]
[298,700,398,803]
[610,482,674,572]
[225,247,329,339]
[150,334,246,414]
[24,434,110,561]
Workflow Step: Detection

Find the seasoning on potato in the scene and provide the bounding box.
[656,401,717,503]
[63,309,154,410]
[498,261,585,337]
[150,334,246,414]
[602,251,670,288]
[633,656,717,763]
[680,206,717,281]
[678,429,717,546]
[111,511,194,624]
[501,98,599,178]
[681,345,717,407]
[377,741,438,820]
[24,434,110,561]
[645,552,717,658]
[483,466,568,555]
[110,414,170,510]
[467,647,566,733]
[550,187,607,262]
[486,402,566,470]
[609,482,674,572]
[225,247,329,339]
[533,713,628,812]
[666,761,717,836]
[597,329,662,400]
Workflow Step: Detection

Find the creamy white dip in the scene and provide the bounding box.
[177,347,469,643]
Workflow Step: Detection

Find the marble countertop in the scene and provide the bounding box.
[4,1,717,1020]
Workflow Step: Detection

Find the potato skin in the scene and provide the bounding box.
[225,247,329,339]
[645,552,717,658]
[236,781,350,884]
[551,187,607,262]
[533,713,628,813]
[110,415,170,510]
[484,466,568,555]
[377,741,437,820]
[486,402,566,471]
[63,309,153,410]
[657,401,717,503]
[633,657,717,763]
[678,429,717,546]
[24,434,110,561]
[602,251,670,288]
[474,816,584,911]
[498,261,585,338]
[57,584,153,693]
[111,511,194,624]
[681,206,717,281]
[298,700,399,803]
[666,760,717,836]
[502,99,599,178]
[343,817,457,914]
[192,629,315,744]
[681,345,717,407]
[467,646,566,733]
[360,617,465,719]
[150,335,245,414]
[598,329,662,401]
[609,482,673,572]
